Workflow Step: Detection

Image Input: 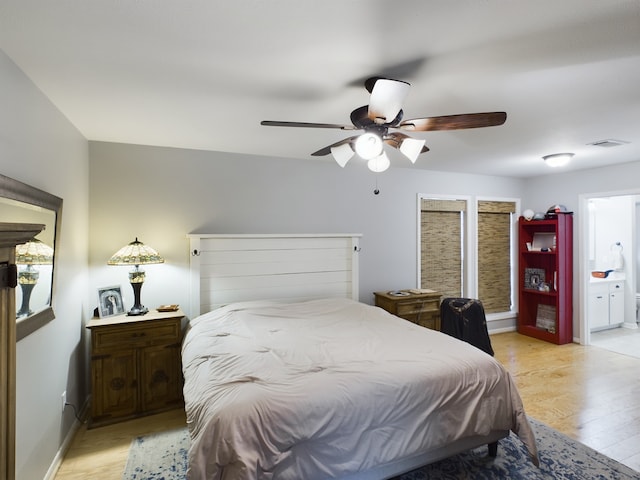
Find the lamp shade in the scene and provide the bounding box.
[108,238,164,266]
[15,239,54,265]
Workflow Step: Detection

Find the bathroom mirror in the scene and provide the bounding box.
[0,174,62,340]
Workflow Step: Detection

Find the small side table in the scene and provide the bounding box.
[86,309,184,428]
[374,290,442,330]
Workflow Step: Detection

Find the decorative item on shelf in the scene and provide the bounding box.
[537,282,551,293]
[522,209,535,221]
[97,285,125,318]
[388,290,410,297]
[15,238,53,317]
[546,204,572,217]
[157,304,179,312]
[108,237,164,316]
[524,268,545,290]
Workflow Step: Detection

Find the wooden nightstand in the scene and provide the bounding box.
[374,290,442,330]
[86,309,184,428]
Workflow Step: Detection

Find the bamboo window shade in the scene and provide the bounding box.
[477,200,516,313]
[420,199,466,298]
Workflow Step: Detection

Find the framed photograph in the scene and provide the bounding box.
[98,285,125,318]
[524,268,545,290]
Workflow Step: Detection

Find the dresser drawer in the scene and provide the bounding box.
[411,315,439,330]
[396,300,438,317]
[92,320,180,351]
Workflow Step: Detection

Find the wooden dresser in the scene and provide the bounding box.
[374,290,442,330]
[86,309,184,428]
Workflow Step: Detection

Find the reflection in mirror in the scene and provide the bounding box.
[15,238,54,317]
[0,174,62,340]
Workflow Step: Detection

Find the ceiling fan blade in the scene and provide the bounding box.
[261,120,356,130]
[368,78,410,124]
[311,136,360,156]
[398,112,507,131]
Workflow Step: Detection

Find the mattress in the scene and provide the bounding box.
[182,298,538,479]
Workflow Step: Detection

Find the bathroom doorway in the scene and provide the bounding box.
[580,191,639,352]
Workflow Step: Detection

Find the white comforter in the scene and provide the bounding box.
[182,298,537,480]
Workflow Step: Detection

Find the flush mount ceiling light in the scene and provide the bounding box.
[543,153,574,168]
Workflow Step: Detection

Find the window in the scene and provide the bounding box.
[419,195,517,316]
[419,197,467,298]
[477,200,517,314]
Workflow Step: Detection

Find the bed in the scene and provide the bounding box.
[183,234,538,480]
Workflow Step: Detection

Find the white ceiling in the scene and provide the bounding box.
[1,0,639,178]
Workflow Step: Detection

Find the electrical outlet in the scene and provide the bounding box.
[61,391,66,412]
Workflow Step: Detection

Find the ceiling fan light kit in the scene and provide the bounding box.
[330,143,355,168]
[355,132,384,160]
[367,152,391,173]
[399,137,426,164]
[261,77,507,172]
[543,153,574,167]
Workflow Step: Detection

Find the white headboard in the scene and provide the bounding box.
[188,233,361,317]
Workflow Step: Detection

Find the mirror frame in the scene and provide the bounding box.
[0,174,63,340]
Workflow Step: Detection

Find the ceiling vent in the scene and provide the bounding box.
[588,139,629,148]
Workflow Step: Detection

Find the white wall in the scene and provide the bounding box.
[0,50,90,480]
[589,196,632,273]
[88,142,527,320]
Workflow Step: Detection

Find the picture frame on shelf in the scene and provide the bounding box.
[524,268,545,290]
[97,285,125,318]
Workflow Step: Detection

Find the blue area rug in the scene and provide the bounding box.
[122,418,640,479]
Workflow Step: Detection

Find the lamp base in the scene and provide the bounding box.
[127,306,148,316]
[127,279,148,316]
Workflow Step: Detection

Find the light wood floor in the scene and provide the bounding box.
[53,332,640,479]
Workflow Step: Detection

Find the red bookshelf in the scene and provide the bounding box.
[517,214,573,344]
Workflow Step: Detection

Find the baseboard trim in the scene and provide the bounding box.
[44,396,90,480]
[489,326,517,335]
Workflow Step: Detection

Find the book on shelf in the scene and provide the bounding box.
[536,304,556,333]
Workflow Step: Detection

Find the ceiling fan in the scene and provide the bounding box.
[261,77,507,172]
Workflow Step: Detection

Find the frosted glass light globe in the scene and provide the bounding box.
[355,133,383,160]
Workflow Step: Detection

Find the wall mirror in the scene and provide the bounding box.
[0,174,62,340]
